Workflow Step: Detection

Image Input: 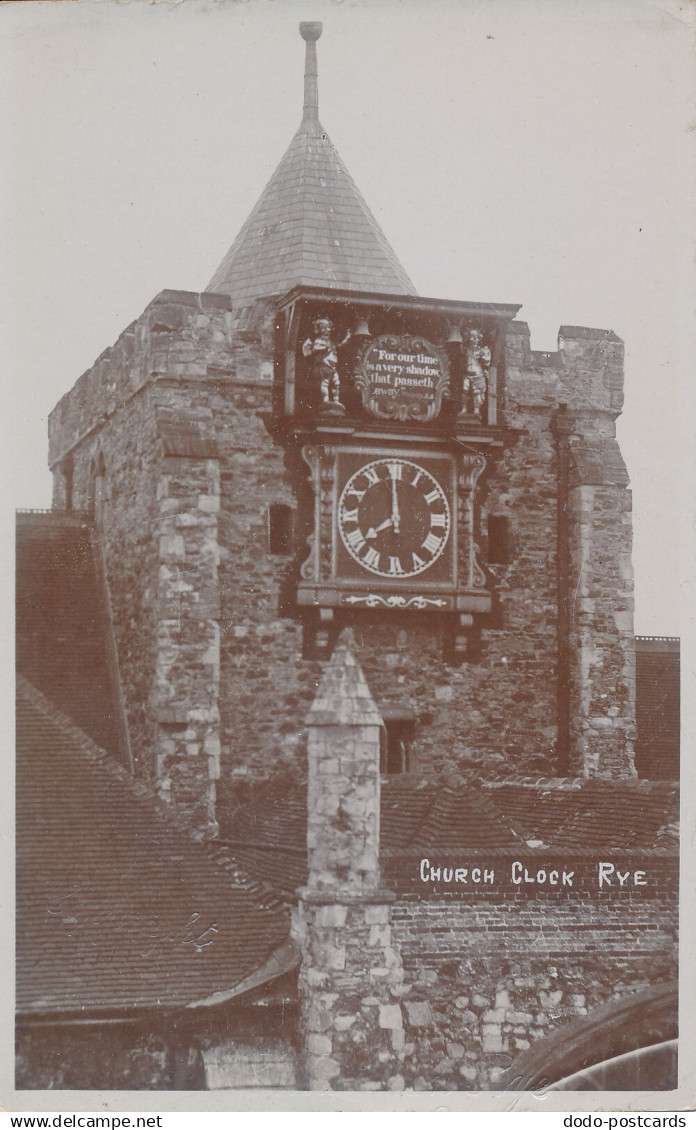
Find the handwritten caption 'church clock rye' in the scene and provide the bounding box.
[419,859,654,889]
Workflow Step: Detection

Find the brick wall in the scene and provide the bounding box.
[386,854,677,1090]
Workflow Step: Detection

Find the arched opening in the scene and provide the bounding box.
[379,708,416,774]
[502,982,677,1092]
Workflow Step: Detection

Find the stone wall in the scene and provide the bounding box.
[211,365,566,781]
[387,856,677,1090]
[504,322,635,778]
[293,646,671,1093]
[294,643,407,1091]
[154,448,222,835]
[50,355,162,774]
[47,290,637,831]
[47,290,277,826]
[211,316,635,786]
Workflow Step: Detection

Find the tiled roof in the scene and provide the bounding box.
[206,116,416,306]
[16,681,292,1017]
[216,775,678,899]
[483,778,679,850]
[380,779,520,852]
[16,513,122,762]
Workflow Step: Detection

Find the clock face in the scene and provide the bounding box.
[337,457,451,579]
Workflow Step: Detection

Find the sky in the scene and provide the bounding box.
[2,0,694,635]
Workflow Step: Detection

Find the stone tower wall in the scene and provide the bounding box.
[47,290,279,827]
[48,290,636,830]
[48,322,162,776]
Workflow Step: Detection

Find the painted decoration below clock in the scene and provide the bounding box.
[352,335,449,422]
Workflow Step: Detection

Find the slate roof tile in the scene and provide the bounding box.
[16,682,291,1017]
[206,119,416,306]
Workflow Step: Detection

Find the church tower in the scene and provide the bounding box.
[23,19,681,1097]
[47,22,636,839]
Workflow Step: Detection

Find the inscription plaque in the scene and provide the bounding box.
[353,334,449,422]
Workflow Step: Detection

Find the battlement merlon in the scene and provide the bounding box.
[506,320,625,421]
[47,289,276,473]
[47,289,624,474]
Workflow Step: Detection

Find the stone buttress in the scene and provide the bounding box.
[293,638,407,1091]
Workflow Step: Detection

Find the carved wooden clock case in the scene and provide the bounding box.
[269,285,521,660]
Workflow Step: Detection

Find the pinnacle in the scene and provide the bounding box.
[205,26,416,306]
[306,634,383,728]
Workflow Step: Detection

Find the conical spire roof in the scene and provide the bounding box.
[205,23,416,306]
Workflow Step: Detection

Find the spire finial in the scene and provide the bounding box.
[299,21,322,123]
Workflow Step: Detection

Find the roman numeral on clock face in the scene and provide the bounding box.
[430,513,447,528]
[341,507,359,525]
[363,466,380,486]
[422,532,444,555]
[344,527,366,551]
[388,556,404,575]
[362,546,380,569]
[387,462,403,480]
[424,488,440,505]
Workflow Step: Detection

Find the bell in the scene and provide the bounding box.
[446,323,463,344]
[354,317,371,337]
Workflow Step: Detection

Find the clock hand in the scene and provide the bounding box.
[365,517,394,539]
[391,473,401,534]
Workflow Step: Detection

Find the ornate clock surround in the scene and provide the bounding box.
[270,285,521,660]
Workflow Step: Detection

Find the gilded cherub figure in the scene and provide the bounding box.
[463,328,491,415]
[302,316,351,409]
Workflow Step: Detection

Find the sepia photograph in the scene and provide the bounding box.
[4,0,693,1111]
